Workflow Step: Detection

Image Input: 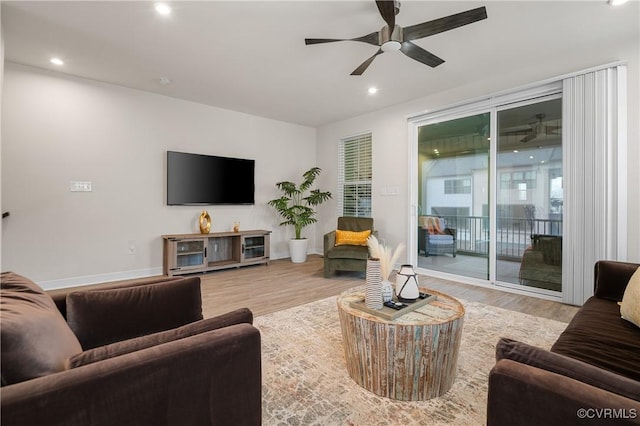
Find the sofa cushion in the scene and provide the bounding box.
[48,275,185,319]
[620,267,640,328]
[326,244,369,260]
[497,338,640,401]
[66,277,203,349]
[427,234,454,244]
[551,296,640,381]
[67,307,253,368]
[0,272,82,385]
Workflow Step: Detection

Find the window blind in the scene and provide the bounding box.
[338,133,372,217]
[562,65,627,305]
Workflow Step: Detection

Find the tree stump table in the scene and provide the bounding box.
[336,287,465,401]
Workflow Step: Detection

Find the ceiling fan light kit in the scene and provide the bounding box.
[305,0,488,76]
[381,41,401,52]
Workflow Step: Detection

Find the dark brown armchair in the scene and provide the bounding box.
[323,216,374,278]
[1,272,261,426]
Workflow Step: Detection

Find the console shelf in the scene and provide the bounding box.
[162,230,271,276]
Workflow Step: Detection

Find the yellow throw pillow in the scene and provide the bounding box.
[335,229,371,246]
[620,267,640,328]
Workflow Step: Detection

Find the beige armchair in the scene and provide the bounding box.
[323,217,374,278]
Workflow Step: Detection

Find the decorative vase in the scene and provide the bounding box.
[381,280,393,303]
[365,259,383,309]
[395,264,420,303]
[199,210,211,234]
[289,238,309,263]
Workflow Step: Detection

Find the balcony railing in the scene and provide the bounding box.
[440,215,563,260]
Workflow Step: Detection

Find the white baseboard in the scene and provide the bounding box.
[38,267,164,291]
[38,251,326,290]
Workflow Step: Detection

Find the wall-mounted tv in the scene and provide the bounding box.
[166,151,255,205]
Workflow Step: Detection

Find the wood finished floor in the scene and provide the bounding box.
[199,254,579,323]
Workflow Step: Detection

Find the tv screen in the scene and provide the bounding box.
[167,151,255,205]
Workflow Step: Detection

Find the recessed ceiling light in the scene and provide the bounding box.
[368,87,378,95]
[155,3,172,15]
[608,0,628,5]
[50,57,64,66]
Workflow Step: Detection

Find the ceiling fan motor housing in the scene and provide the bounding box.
[380,25,403,51]
[380,24,403,45]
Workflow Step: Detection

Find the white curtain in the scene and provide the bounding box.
[562,65,627,305]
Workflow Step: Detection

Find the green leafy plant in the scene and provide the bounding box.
[268,167,332,240]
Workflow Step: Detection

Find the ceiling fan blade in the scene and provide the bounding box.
[351,50,383,76]
[305,38,347,45]
[403,6,488,41]
[520,133,536,143]
[375,0,396,30]
[400,41,445,68]
[305,31,379,46]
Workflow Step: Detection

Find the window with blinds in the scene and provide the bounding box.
[338,133,372,217]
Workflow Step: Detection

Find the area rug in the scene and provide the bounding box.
[254,289,569,426]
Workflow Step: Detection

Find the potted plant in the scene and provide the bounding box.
[268,167,332,263]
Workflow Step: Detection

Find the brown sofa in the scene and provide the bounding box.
[1,272,261,426]
[487,260,640,425]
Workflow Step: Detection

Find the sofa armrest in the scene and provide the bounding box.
[67,308,253,368]
[488,359,640,426]
[1,323,262,426]
[324,231,336,256]
[496,337,640,400]
[594,260,640,301]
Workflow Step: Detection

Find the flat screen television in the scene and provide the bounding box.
[166,151,255,205]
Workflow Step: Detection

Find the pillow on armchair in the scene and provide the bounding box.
[0,272,82,385]
[335,229,371,246]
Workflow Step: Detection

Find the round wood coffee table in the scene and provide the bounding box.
[336,287,465,401]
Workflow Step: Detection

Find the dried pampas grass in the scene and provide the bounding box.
[367,235,405,281]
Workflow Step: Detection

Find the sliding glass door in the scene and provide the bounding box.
[413,95,563,296]
[417,112,490,280]
[496,98,563,292]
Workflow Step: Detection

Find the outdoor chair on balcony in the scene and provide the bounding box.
[419,216,456,257]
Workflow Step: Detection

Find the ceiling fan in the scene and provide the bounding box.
[305,0,488,76]
[519,114,561,143]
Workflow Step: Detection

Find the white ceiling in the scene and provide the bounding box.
[2,1,639,128]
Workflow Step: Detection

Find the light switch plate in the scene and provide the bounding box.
[70,181,92,192]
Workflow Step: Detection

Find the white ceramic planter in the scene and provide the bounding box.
[289,238,309,263]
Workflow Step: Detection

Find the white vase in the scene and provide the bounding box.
[365,259,383,309]
[381,280,393,302]
[395,264,420,302]
[289,238,309,263]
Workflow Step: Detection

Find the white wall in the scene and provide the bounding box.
[315,44,640,265]
[1,63,317,288]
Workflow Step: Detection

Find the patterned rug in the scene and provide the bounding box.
[254,289,569,426]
